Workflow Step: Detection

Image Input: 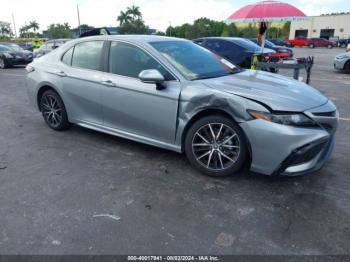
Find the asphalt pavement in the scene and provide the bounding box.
[0,47,349,255]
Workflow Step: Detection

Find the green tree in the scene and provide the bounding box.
[0,23,12,40]
[28,20,39,33]
[117,11,132,26]
[165,18,241,39]
[127,5,141,19]
[117,6,148,34]
[46,23,73,39]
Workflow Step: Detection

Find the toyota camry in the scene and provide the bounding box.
[26,35,338,177]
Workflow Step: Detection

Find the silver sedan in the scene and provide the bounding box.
[26,35,338,177]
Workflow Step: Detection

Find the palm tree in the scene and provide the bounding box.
[117,11,132,26]
[127,5,141,20]
[29,20,39,33]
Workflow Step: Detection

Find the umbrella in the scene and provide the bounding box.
[227,0,307,56]
[227,0,307,23]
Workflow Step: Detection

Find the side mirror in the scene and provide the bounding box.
[52,45,59,49]
[139,69,164,83]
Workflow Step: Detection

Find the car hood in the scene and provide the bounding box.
[202,70,328,112]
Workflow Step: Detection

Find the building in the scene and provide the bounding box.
[289,14,350,40]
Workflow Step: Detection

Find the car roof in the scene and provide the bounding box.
[76,35,187,44]
[195,37,249,41]
[46,38,71,43]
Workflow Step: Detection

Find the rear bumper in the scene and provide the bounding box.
[334,58,346,70]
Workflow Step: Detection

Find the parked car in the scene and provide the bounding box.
[249,39,293,58]
[308,38,336,48]
[0,43,33,69]
[33,39,71,58]
[193,37,276,69]
[337,38,350,48]
[334,52,350,73]
[26,35,338,177]
[268,39,292,47]
[286,36,308,47]
[286,37,335,48]
[17,42,34,52]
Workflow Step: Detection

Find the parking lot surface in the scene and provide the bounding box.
[0,48,349,255]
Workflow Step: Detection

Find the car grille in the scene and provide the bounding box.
[288,141,328,166]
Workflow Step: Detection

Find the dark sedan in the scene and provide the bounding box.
[0,43,33,69]
[193,37,276,69]
[249,39,293,58]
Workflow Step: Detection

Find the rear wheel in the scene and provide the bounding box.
[185,115,248,177]
[327,44,333,49]
[0,57,6,69]
[40,90,70,131]
[309,43,315,48]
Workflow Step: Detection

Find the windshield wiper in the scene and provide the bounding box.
[192,71,240,81]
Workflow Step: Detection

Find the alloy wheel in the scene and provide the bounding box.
[192,123,240,171]
[41,94,63,128]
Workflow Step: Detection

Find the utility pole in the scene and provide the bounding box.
[77,4,81,36]
[11,13,17,38]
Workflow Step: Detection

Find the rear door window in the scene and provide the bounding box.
[71,41,104,71]
[62,47,74,66]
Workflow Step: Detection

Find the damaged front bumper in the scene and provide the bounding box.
[240,101,339,176]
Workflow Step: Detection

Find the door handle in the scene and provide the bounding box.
[100,80,116,87]
[54,71,67,77]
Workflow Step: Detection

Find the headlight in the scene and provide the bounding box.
[3,52,13,58]
[248,110,316,127]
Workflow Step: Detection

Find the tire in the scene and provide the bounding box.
[327,44,333,49]
[340,43,346,48]
[344,61,350,74]
[184,115,248,177]
[308,44,315,48]
[0,57,6,69]
[40,89,70,131]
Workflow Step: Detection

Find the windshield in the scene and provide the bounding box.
[233,38,260,51]
[0,45,12,52]
[150,41,240,80]
[264,40,275,48]
[7,44,22,51]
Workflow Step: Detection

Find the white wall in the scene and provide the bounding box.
[289,14,350,39]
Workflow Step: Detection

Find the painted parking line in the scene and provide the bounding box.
[340,117,350,121]
[0,73,25,77]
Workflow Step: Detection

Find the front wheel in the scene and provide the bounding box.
[327,44,333,49]
[185,115,248,177]
[309,44,315,48]
[344,61,350,74]
[40,90,70,131]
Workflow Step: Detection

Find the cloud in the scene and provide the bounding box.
[296,0,347,16]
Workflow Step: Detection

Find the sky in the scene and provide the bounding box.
[0,0,349,33]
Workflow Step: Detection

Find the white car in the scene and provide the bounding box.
[334,52,350,74]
